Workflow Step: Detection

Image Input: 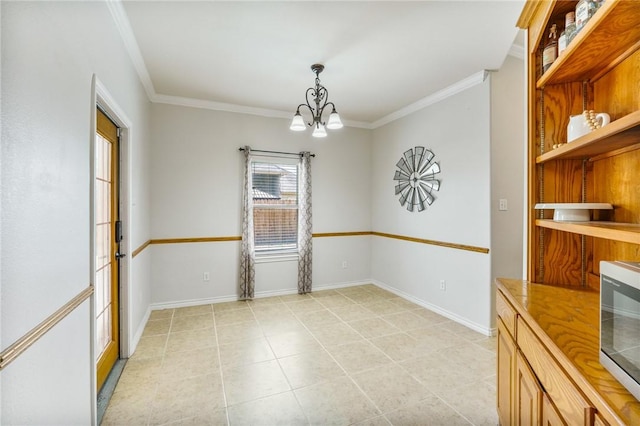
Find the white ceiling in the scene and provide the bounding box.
[114,1,525,128]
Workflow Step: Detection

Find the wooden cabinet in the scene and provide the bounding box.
[496,280,640,425]
[518,0,640,289]
[496,288,593,425]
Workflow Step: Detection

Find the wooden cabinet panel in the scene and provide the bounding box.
[497,319,517,426]
[593,412,609,426]
[517,317,594,425]
[516,350,543,425]
[594,51,640,120]
[520,0,554,56]
[540,83,584,153]
[497,290,517,338]
[542,393,566,426]
[540,227,584,286]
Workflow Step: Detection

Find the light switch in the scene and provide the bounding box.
[499,199,508,211]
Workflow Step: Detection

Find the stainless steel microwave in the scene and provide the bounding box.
[600,261,640,402]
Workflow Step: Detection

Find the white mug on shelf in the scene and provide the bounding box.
[567,111,610,142]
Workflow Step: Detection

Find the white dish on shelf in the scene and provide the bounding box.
[534,203,613,222]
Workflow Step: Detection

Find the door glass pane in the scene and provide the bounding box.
[95,136,104,180]
[103,138,111,183]
[95,268,104,314]
[96,310,111,357]
[103,264,111,307]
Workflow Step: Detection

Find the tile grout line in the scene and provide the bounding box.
[325,288,438,424]
[326,290,486,424]
[253,299,313,426]
[298,290,393,420]
[144,309,175,426]
[212,304,233,426]
[262,290,386,422]
[154,309,176,425]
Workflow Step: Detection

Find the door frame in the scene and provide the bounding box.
[90,75,132,415]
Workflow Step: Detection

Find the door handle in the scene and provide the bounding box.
[115,252,126,259]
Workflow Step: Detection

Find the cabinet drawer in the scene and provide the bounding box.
[517,317,594,425]
[497,290,517,338]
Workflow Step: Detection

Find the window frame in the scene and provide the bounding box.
[250,155,300,259]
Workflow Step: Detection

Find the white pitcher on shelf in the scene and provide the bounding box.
[567,110,610,142]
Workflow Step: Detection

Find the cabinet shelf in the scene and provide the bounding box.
[536,110,640,163]
[537,0,640,88]
[536,219,640,245]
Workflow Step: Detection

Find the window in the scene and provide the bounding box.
[252,158,299,255]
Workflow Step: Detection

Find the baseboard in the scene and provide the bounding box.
[313,279,374,291]
[370,279,494,337]
[149,279,374,311]
[150,294,240,310]
[128,305,151,357]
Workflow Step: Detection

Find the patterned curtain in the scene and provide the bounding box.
[298,152,313,294]
[239,146,255,300]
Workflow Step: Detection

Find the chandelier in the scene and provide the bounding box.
[289,64,343,137]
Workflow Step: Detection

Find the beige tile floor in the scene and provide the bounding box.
[102,284,498,426]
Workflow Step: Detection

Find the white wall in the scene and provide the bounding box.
[370,77,494,333]
[149,103,372,306]
[1,1,151,423]
[490,54,525,327]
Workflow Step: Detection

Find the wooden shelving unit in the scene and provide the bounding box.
[521,0,640,287]
[499,4,640,423]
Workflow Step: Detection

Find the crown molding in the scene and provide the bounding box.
[154,94,291,120]
[153,94,372,129]
[508,44,525,60]
[105,0,156,101]
[370,70,489,129]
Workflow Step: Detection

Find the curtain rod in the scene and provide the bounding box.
[238,147,315,158]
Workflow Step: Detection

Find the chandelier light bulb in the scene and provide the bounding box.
[326,109,343,130]
[290,112,306,131]
[312,123,327,138]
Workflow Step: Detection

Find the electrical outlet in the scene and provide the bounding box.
[439,280,446,291]
[342,261,348,269]
[203,272,210,282]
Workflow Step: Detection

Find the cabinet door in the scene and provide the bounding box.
[518,318,595,424]
[516,350,542,426]
[497,319,517,426]
[542,393,566,426]
[593,413,608,426]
